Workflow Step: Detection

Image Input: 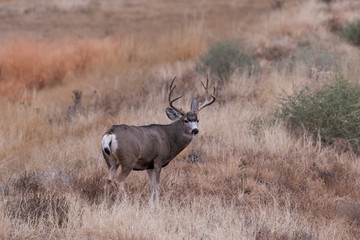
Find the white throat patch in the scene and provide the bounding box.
[190,121,198,131]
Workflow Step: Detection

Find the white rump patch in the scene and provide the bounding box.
[110,134,118,152]
[102,134,118,153]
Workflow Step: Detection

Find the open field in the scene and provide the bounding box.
[1,0,360,239]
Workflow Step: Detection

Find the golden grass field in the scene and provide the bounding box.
[1,0,360,239]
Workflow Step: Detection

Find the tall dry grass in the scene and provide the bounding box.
[1,61,360,239]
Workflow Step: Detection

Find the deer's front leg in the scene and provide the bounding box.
[147,164,162,209]
[147,169,156,206]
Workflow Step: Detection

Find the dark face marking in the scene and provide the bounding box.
[185,112,198,122]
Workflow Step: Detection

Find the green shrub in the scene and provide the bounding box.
[341,20,360,46]
[275,77,360,153]
[278,44,342,75]
[196,40,260,83]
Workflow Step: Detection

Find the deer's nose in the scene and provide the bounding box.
[192,129,199,135]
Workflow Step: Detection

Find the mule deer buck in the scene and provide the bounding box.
[101,76,215,207]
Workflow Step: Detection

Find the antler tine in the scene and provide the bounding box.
[197,75,216,112]
[169,76,176,92]
[200,77,208,91]
[168,76,185,115]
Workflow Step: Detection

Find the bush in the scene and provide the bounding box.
[341,20,360,46]
[196,40,260,83]
[275,77,360,153]
[278,44,341,75]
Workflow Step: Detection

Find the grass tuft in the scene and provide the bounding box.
[3,172,69,228]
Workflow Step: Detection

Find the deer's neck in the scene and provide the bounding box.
[166,121,193,157]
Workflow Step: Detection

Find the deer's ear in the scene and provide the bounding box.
[165,108,182,121]
[190,98,198,112]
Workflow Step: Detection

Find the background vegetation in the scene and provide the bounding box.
[276,77,360,153]
[196,40,260,84]
[1,0,360,239]
[341,19,360,46]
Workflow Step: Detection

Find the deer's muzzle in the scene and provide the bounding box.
[192,129,199,135]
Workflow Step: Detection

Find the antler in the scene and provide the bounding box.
[168,76,186,116]
[197,75,216,112]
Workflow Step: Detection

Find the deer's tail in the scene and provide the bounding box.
[102,134,117,155]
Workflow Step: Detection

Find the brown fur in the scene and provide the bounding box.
[103,120,193,172]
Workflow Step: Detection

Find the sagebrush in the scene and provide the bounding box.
[196,40,259,84]
[275,77,360,152]
[341,19,360,46]
[278,44,341,75]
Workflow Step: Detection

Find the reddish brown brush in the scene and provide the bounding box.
[0,23,204,101]
[0,39,104,100]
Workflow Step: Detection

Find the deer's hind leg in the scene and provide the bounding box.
[115,164,133,195]
[103,153,120,197]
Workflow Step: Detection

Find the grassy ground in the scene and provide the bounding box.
[1,0,360,239]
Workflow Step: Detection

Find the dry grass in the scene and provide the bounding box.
[0,21,204,101]
[1,0,360,239]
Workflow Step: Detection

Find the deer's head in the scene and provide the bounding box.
[165,76,216,136]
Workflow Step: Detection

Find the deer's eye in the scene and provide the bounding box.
[197,120,199,123]
[184,119,189,123]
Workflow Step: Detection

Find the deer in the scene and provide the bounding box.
[101,76,215,208]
